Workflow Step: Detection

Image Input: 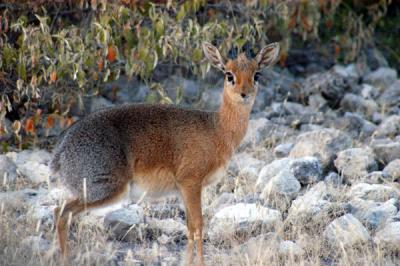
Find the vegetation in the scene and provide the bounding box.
[0,0,397,149]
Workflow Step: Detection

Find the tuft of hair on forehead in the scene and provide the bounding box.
[229,53,256,71]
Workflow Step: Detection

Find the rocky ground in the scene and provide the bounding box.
[1,55,400,265]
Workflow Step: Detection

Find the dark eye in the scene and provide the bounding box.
[254,72,261,83]
[225,72,234,84]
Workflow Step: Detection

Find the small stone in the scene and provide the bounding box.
[289,182,332,218]
[334,148,378,181]
[256,158,292,192]
[383,159,400,181]
[12,149,52,184]
[371,139,400,164]
[239,118,273,150]
[274,143,294,158]
[104,205,145,241]
[147,218,186,242]
[290,156,323,185]
[364,67,397,90]
[261,169,301,201]
[373,115,400,138]
[323,214,371,247]
[229,152,264,181]
[378,80,400,108]
[340,93,378,118]
[208,203,282,244]
[362,171,392,184]
[324,172,343,186]
[279,240,304,257]
[21,236,51,253]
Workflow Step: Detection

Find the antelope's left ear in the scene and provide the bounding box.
[256,42,280,69]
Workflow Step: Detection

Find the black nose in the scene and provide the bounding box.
[241,93,247,98]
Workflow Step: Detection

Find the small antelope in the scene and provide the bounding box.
[52,41,279,265]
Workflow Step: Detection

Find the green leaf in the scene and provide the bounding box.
[177,5,186,21]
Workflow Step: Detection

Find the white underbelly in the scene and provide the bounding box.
[203,166,227,186]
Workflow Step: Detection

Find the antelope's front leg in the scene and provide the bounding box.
[180,183,205,266]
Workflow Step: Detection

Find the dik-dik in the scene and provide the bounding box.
[52,41,280,265]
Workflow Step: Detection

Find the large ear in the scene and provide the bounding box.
[202,42,225,71]
[255,42,280,69]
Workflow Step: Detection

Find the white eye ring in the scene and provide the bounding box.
[225,72,235,85]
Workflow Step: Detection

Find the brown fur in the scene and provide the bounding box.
[52,42,280,265]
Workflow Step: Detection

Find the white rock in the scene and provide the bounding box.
[147,218,186,242]
[261,170,301,201]
[350,198,398,230]
[11,149,52,184]
[239,118,272,150]
[104,205,145,241]
[279,240,304,257]
[0,154,18,184]
[324,214,371,247]
[364,67,397,90]
[229,152,264,181]
[289,129,352,170]
[208,203,282,243]
[274,143,294,158]
[348,183,400,202]
[256,158,291,192]
[289,182,332,217]
[334,148,378,181]
[374,222,400,251]
[373,115,400,138]
[383,159,400,181]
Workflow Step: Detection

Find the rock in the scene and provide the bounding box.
[205,192,235,216]
[274,143,294,158]
[0,154,18,184]
[364,67,397,90]
[253,89,274,112]
[90,96,114,113]
[10,149,52,184]
[104,205,145,241]
[229,152,264,181]
[350,198,398,230]
[373,115,400,138]
[308,93,328,110]
[147,218,186,243]
[378,80,400,108]
[261,169,301,202]
[371,139,400,164]
[374,222,400,251]
[348,183,400,202]
[323,214,371,247]
[279,240,304,257]
[365,47,389,70]
[208,203,282,244]
[340,93,377,118]
[162,75,199,102]
[289,129,352,170]
[383,159,400,181]
[362,171,392,184]
[256,158,292,192]
[334,148,378,181]
[237,233,282,259]
[147,203,185,220]
[360,83,379,100]
[290,157,323,185]
[239,118,272,150]
[289,182,332,218]
[324,172,343,186]
[21,236,51,253]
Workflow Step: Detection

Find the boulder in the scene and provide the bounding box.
[289,129,352,170]
[323,214,371,247]
[260,170,301,202]
[334,148,378,181]
[340,93,377,118]
[290,157,323,185]
[10,149,52,184]
[378,80,400,108]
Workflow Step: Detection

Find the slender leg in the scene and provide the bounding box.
[54,199,85,263]
[180,185,204,266]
